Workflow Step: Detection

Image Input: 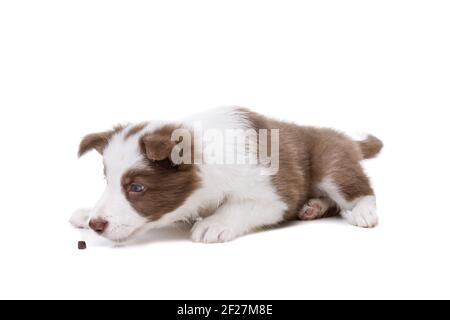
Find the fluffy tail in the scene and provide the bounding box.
[358,135,383,159]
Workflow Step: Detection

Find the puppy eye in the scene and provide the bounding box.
[129,183,145,193]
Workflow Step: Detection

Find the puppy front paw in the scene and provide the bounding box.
[69,208,91,229]
[191,220,236,243]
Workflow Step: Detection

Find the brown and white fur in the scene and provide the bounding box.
[70,107,383,243]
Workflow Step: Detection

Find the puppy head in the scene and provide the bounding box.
[79,124,199,241]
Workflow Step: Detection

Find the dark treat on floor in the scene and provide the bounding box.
[78,241,87,250]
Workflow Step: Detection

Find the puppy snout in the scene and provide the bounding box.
[89,218,109,234]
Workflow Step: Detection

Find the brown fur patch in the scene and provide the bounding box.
[121,125,200,220]
[241,109,381,220]
[122,166,200,221]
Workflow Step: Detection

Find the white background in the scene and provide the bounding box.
[0,1,449,300]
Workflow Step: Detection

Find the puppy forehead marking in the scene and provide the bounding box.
[104,132,142,170]
[125,122,148,139]
[103,121,169,175]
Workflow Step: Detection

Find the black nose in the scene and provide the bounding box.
[89,218,108,234]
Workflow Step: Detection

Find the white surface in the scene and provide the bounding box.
[0,1,449,299]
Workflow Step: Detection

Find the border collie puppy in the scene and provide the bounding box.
[70,107,382,243]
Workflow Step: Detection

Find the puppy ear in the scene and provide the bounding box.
[78,131,113,157]
[140,133,177,161]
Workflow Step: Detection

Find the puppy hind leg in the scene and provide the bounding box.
[319,164,378,228]
[342,195,378,228]
[298,198,339,220]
